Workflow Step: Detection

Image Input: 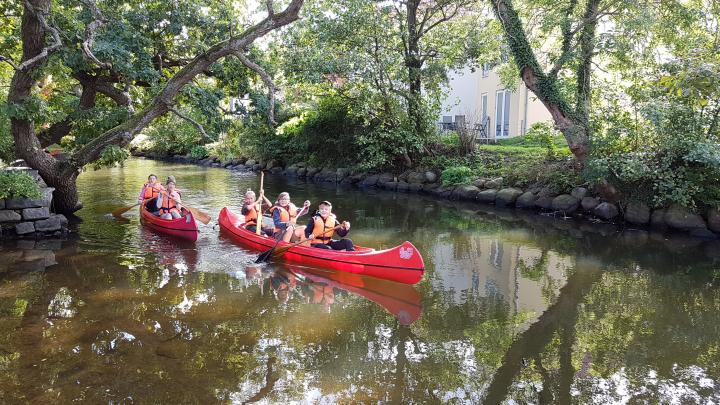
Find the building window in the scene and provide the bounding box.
[495,90,512,138]
[482,63,490,77]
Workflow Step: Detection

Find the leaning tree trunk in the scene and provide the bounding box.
[9,0,304,214]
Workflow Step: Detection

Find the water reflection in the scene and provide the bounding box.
[0,158,719,403]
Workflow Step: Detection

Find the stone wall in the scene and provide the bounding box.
[139,152,720,240]
[0,166,69,239]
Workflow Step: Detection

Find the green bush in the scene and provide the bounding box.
[0,172,41,200]
[189,145,209,159]
[441,166,474,186]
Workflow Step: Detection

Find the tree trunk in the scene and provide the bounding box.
[490,0,591,166]
[405,0,424,139]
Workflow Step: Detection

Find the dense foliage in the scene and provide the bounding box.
[0,172,41,200]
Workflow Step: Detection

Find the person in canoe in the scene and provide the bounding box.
[156,179,184,220]
[304,200,355,251]
[241,188,273,236]
[270,192,311,242]
[138,174,165,214]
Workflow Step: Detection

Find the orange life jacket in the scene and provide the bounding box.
[244,203,259,226]
[270,203,298,232]
[143,182,165,199]
[160,191,179,213]
[311,214,337,243]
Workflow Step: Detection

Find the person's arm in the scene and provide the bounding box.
[336,220,350,237]
[272,209,287,230]
[305,217,315,239]
[155,194,162,209]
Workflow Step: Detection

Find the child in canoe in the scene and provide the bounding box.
[304,200,354,251]
[155,179,183,219]
[241,188,273,236]
[138,174,165,214]
[270,192,311,242]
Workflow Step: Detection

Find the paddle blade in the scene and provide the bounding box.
[111,202,139,218]
[188,207,211,224]
[255,247,275,263]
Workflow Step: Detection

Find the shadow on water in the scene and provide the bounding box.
[1,158,719,403]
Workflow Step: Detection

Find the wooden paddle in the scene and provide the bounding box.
[254,204,309,263]
[256,171,265,235]
[112,197,152,218]
[256,224,342,263]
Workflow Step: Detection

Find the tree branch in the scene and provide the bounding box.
[66,0,305,170]
[17,0,62,71]
[233,51,277,126]
[170,108,212,141]
[0,55,19,70]
[548,0,579,79]
[79,0,110,68]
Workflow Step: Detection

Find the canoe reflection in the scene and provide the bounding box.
[254,265,423,325]
[139,226,199,272]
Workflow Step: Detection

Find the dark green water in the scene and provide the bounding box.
[1,158,719,403]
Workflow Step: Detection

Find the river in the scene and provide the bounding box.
[1,158,718,403]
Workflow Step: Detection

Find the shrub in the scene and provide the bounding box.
[189,145,208,159]
[441,166,474,186]
[0,172,41,200]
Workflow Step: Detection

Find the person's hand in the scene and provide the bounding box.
[303,200,311,208]
[342,221,350,230]
[308,234,315,240]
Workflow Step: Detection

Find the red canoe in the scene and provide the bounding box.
[218,207,425,284]
[139,205,199,242]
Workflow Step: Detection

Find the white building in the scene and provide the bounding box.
[438,65,553,141]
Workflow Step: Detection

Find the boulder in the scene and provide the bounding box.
[650,209,667,228]
[35,215,65,232]
[336,168,350,179]
[664,205,707,231]
[408,183,423,193]
[349,174,365,184]
[552,194,579,213]
[495,188,524,207]
[407,172,426,184]
[378,172,395,185]
[706,208,720,233]
[581,197,600,212]
[472,178,486,188]
[689,229,717,239]
[361,175,379,187]
[285,166,298,176]
[22,207,50,221]
[477,189,498,203]
[396,181,410,192]
[571,187,588,200]
[594,202,619,220]
[297,167,307,177]
[424,171,438,183]
[534,196,554,210]
[270,167,283,175]
[245,159,257,167]
[453,185,481,200]
[516,192,537,209]
[398,171,411,182]
[484,177,503,189]
[306,167,320,177]
[267,159,281,170]
[624,202,650,225]
[0,210,22,222]
[317,168,337,182]
[251,164,262,171]
[15,222,35,235]
[381,181,398,191]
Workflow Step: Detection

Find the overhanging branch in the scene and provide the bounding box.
[17,0,62,71]
[170,108,212,141]
[79,0,110,68]
[233,51,277,126]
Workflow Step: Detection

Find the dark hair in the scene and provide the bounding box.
[148,174,156,180]
[319,200,332,207]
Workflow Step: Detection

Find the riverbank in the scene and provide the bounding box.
[131,151,720,241]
